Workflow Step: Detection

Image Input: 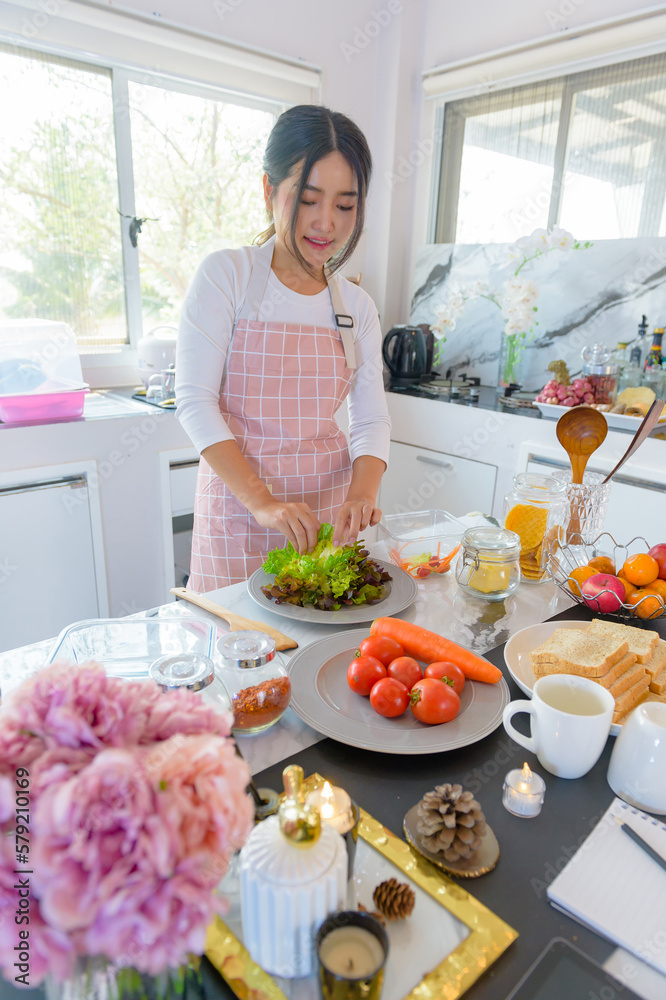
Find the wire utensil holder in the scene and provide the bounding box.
[548,531,666,621]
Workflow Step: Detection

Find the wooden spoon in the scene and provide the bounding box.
[170,587,298,650]
[556,407,608,483]
[601,399,665,483]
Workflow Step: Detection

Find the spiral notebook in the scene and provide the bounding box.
[547,798,666,977]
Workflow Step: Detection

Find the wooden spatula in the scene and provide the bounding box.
[170,588,298,650]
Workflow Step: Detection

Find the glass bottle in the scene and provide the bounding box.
[455,526,522,602]
[610,342,629,373]
[581,344,619,406]
[644,328,664,371]
[502,473,567,585]
[149,652,231,715]
[217,630,291,735]
[629,314,649,366]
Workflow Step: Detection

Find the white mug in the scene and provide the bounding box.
[607,702,666,814]
[503,674,615,779]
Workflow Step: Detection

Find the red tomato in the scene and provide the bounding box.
[387,656,422,691]
[424,661,465,696]
[410,678,461,725]
[356,636,404,667]
[369,677,410,717]
[347,656,386,696]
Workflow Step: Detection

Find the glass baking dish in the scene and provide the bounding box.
[47,617,216,678]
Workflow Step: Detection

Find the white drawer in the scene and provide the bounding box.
[380,441,497,519]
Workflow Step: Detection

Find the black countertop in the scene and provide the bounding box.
[202,603,665,1000]
[387,380,545,420]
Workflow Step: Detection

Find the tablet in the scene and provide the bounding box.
[504,938,644,1000]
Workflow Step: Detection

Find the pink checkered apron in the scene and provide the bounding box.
[188,240,358,592]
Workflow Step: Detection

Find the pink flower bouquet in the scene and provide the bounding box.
[0,663,254,988]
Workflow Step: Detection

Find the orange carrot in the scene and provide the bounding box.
[370,617,502,684]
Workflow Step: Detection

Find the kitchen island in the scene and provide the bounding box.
[3,565,665,1000]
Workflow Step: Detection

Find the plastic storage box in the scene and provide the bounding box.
[47,617,216,679]
[0,319,88,423]
[377,509,465,578]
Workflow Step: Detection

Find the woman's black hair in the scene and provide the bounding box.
[256,105,372,275]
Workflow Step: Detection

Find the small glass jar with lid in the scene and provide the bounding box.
[456,526,522,602]
[217,630,291,736]
[581,343,619,405]
[149,652,231,715]
[502,473,567,584]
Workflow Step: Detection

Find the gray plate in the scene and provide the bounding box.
[247,559,418,625]
[288,629,510,754]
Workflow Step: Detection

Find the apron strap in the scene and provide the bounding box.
[237,238,275,323]
[327,273,357,370]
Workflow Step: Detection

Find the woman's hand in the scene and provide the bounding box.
[333,500,381,548]
[251,499,321,554]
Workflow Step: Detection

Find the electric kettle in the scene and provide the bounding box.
[382,326,432,385]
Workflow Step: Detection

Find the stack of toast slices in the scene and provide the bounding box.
[530,618,666,725]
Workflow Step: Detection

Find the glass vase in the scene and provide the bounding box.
[45,958,203,1000]
[499,331,527,387]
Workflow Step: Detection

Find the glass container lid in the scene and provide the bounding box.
[149,652,215,691]
[218,629,276,669]
[582,343,619,375]
[461,526,522,558]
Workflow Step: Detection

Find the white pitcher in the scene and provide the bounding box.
[607,702,666,815]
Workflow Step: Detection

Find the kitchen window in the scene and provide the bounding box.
[434,52,666,245]
[0,44,277,355]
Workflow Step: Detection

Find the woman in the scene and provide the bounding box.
[176,105,391,592]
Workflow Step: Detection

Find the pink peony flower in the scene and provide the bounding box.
[0,664,252,986]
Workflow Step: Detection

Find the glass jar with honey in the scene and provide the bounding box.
[502,473,567,584]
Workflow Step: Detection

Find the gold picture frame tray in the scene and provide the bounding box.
[206,775,517,1000]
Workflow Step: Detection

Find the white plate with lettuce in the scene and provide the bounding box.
[247,526,418,624]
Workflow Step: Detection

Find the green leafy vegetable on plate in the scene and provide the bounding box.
[261,523,392,611]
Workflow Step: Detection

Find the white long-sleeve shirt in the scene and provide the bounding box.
[176,243,391,464]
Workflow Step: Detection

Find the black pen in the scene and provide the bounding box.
[615,815,666,875]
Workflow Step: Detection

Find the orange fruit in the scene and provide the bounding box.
[626,589,665,620]
[622,553,660,587]
[588,555,616,575]
[567,565,596,597]
[649,579,666,601]
[618,574,638,599]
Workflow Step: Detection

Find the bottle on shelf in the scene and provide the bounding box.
[610,342,629,372]
[629,314,649,367]
[644,327,664,371]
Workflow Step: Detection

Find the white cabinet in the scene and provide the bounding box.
[0,466,108,653]
[381,441,497,519]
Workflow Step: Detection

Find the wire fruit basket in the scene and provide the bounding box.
[548,532,666,622]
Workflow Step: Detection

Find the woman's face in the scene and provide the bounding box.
[264,151,358,271]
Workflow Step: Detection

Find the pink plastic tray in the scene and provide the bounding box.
[0,387,88,423]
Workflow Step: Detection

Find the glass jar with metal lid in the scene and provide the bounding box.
[456,526,522,602]
[149,652,231,715]
[503,472,567,584]
[217,630,291,735]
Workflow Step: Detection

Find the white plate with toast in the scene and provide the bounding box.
[503,620,622,735]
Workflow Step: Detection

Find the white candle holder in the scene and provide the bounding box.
[502,762,546,818]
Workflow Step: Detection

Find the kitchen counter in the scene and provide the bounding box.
[3,571,665,1000]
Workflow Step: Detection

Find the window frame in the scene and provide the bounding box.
[433,54,666,245]
[0,33,287,382]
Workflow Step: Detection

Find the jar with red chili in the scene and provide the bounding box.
[217,630,291,735]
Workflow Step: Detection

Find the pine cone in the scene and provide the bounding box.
[372,878,415,920]
[416,783,486,862]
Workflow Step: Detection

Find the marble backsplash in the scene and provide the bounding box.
[409,238,666,391]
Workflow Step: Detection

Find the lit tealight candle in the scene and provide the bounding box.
[318,925,385,978]
[306,780,354,835]
[502,762,546,818]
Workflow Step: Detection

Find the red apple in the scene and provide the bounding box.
[648,544,666,581]
[580,573,625,613]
